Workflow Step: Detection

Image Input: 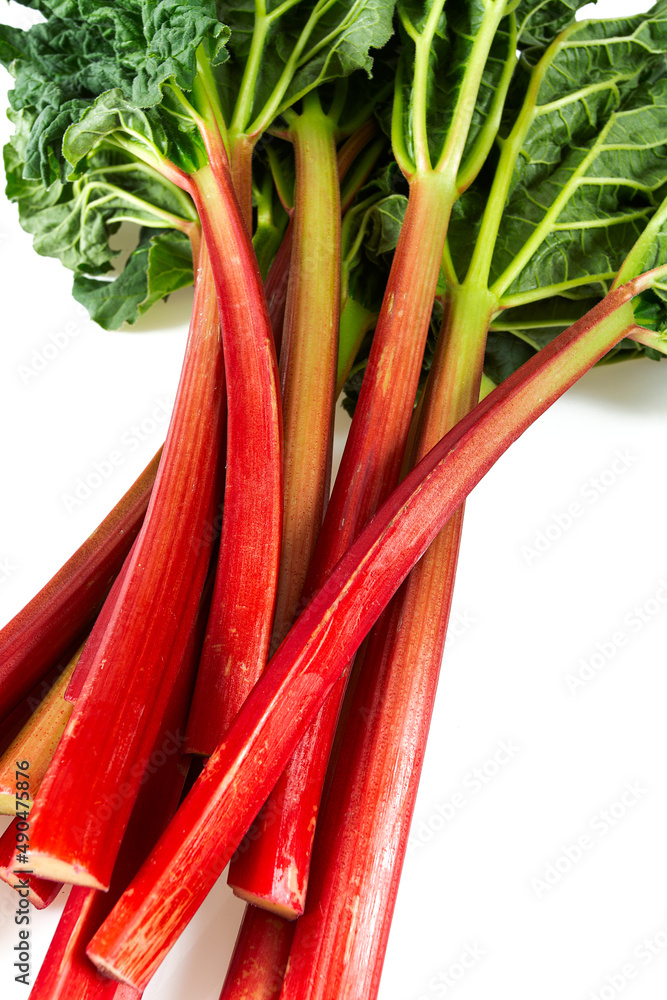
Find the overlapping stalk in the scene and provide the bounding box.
[27,242,225,889]
[227,0,510,920]
[0,647,79,812]
[28,576,206,1000]
[85,262,663,989]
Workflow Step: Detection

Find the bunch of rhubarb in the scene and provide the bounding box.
[0,0,666,998]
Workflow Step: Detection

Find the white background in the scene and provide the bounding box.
[1,1,667,998]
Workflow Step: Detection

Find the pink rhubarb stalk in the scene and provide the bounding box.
[85,279,652,990]
[26,241,225,890]
[184,161,282,757]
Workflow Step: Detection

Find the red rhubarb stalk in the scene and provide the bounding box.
[278,284,494,1000]
[183,161,283,756]
[218,907,295,1000]
[0,819,62,910]
[221,92,341,990]
[64,538,137,704]
[28,571,207,1000]
[26,241,225,890]
[214,92,341,992]
[86,277,654,991]
[0,450,160,720]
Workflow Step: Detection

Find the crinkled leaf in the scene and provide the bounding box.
[514,0,583,49]
[1,2,229,180]
[453,4,667,305]
[62,90,171,171]
[365,192,406,256]
[5,120,196,277]
[72,229,194,329]
[216,0,396,137]
[392,0,589,173]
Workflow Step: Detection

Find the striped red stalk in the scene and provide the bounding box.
[85,282,647,990]
[26,240,225,890]
[183,161,283,756]
[224,170,453,917]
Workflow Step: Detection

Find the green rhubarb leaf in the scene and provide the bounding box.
[446,2,667,306]
[513,0,583,49]
[217,0,396,139]
[72,228,194,329]
[364,192,406,257]
[63,91,171,171]
[5,110,197,279]
[391,0,589,177]
[1,2,230,180]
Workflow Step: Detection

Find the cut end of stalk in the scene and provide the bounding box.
[231,885,303,921]
[0,793,30,816]
[28,852,107,891]
[85,949,136,988]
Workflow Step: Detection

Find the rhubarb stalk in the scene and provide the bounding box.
[0,819,63,910]
[26,241,225,890]
[86,271,657,990]
[0,646,80,813]
[222,0,510,919]
[28,569,207,1000]
[184,160,283,756]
